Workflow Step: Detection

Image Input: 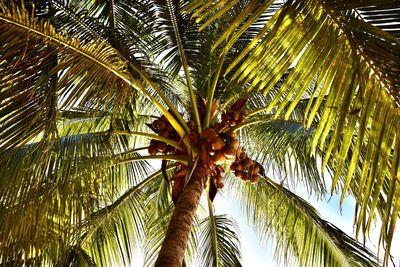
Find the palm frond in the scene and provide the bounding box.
[328,0,400,38]
[227,175,378,267]
[0,129,156,264]
[198,212,242,267]
[239,118,325,196]
[80,169,165,267]
[0,1,191,147]
[187,0,400,254]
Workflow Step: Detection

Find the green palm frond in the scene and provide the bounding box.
[186,0,400,255]
[0,129,161,263]
[152,0,207,77]
[356,4,400,38]
[48,0,110,43]
[198,212,242,267]
[0,2,128,148]
[0,1,191,144]
[1,0,398,266]
[56,246,96,267]
[329,1,400,39]
[227,175,378,267]
[80,169,166,267]
[240,118,325,195]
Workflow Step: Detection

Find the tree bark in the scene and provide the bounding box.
[154,164,206,267]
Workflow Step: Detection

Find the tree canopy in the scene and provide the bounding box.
[0,0,399,266]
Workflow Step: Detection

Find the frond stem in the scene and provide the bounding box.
[107,130,183,150]
[247,106,271,117]
[204,51,227,128]
[230,118,272,132]
[207,179,219,267]
[127,62,191,136]
[118,154,189,165]
[166,0,201,133]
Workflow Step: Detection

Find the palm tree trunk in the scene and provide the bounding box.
[155,164,206,267]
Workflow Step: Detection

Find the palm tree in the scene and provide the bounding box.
[0,0,399,266]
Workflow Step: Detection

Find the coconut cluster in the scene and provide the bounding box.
[230,148,261,183]
[202,109,262,187]
[146,105,263,203]
[221,110,246,127]
[147,115,179,156]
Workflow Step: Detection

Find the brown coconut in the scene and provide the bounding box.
[152,119,166,130]
[250,174,260,184]
[251,165,260,175]
[202,127,218,143]
[211,137,225,151]
[236,162,245,171]
[235,170,243,178]
[158,129,170,138]
[148,145,158,155]
[232,111,240,121]
[244,158,253,168]
[156,142,167,152]
[230,163,237,171]
[223,146,236,159]
[160,115,169,122]
[232,139,239,149]
[212,151,226,163]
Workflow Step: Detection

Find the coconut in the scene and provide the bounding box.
[156,142,167,152]
[152,119,166,130]
[158,129,170,138]
[166,123,174,132]
[223,146,236,159]
[232,111,240,121]
[212,151,226,163]
[235,170,243,178]
[160,114,169,122]
[202,127,218,143]
[242,172,250,181]
[236,148,242,157]
[244,158,253,167]
[232,139,239,149]
[148,145,158,155]
[236,162,244,171]
[250,174,260,184]
[230,163,237,171]
[251,165,260,175]
[167,145,176,153]
[211,137,225,151]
